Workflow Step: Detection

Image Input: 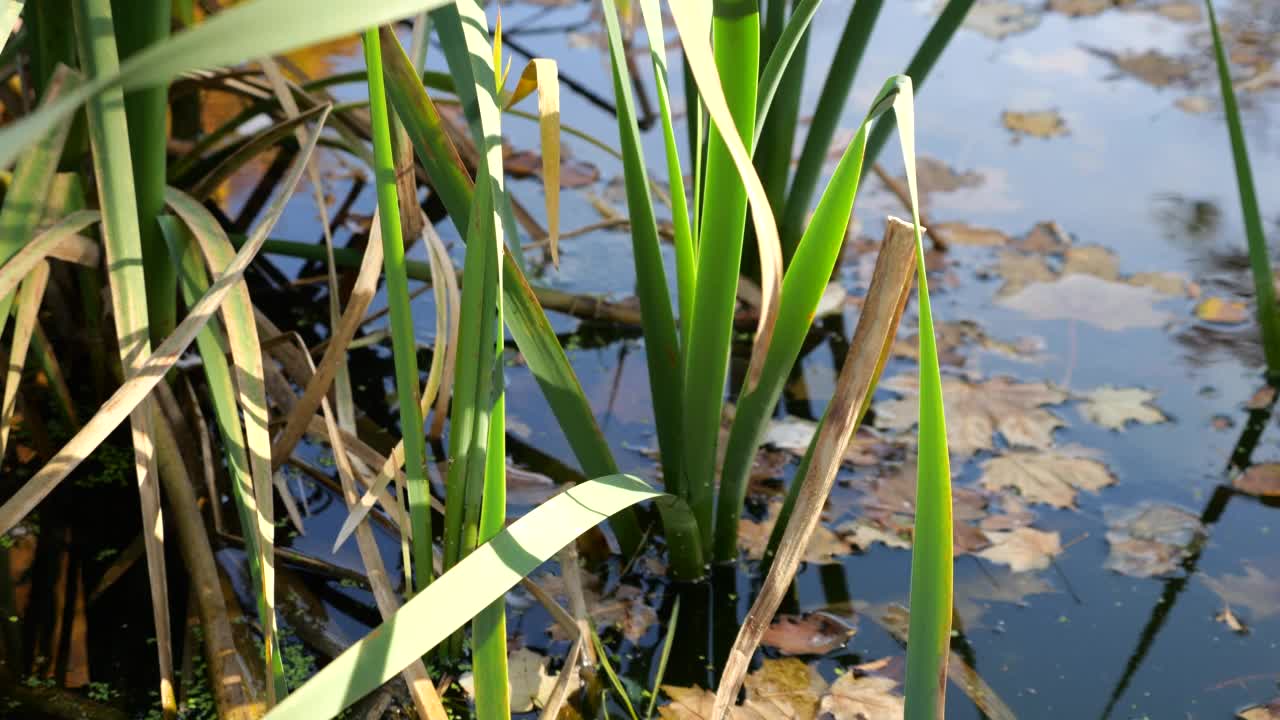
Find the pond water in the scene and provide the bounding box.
[8,0,1280,718]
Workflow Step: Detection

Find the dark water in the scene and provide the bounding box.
[8,0,1280,718]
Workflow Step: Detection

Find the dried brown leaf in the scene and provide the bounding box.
[1104,503,1204,577]
[979,450,1115,508]
[1077,386,1168,430]
[977,527,1062,572]
[762,613,856,656]
[1235,463,1280,497]
[877,375,1067,455]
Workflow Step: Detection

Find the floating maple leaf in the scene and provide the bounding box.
[457,648,564,713]
[819,673,904,720]
[738,500,852,565]
[660,658,825,720]
[979,449,1116,508]
[1239,698,1280,720]
[876,374,1068,455]
[1103,503,1205,578]
[762,613,857,657]
[978,527,1062,572]
[1234,463,1280,497]
[536,571,657,642]
[1076,386,1168,431]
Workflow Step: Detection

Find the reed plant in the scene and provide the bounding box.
[1204,0,1280,376]
[0,0,964,716]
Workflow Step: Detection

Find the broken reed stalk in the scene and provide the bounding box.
[150,397,265,719]
[711,218,918,718]
[871,163,948,252]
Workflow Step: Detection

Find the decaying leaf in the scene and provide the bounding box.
[892,319,1042,368]
[744,657,826,719]
[1086,47,1193,88]
[977,527,1062,572]
[992,250,1054,297]
[933,222,1010,247]
[1202,566,1280,621]
[537,571,657,642]
[998,274,1174,331]
[1149,0,1200,22]
[979,449,1116,509]
[1103,503,1205,578]
[739,500,852,564]
[819,673,904,720]
[1017,221,1072,254]
[1128,271,1193,297]
[1062,245,1119,280]
[660,658,825,720]
[1238,699,1280,720]
[876,374,1068,455]
[1077,386,1168,430]
[457,647,562,713]
[1216,606,1249,634]
[964,0,1042,39]
[1246,385,1276,410]
[1048,0,1110,16]
[838,463,991,555]
[762,612,857,656]
[1234,463,1280,497]
[764,415,900,468]
[915,155,984,195]
[661,656,905,720]
[1196,296,1249,324]
[1176,95,1213,114]
[1002,110,1068,140]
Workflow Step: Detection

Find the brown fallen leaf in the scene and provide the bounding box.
[1176,95,1213,114]
[993,250,1055,297]
[739,500,852,565]
[1127,271,1193,297]
[1202,565,1280,621]
[819,673,904,720]
[537,571,657,642]
[762,612,857,656]
[1103,503,1205,578]
[933,222,1010,247]
[965,0,1042,39]
[1062,245,1119,280]
[1149,1,1200,22]
[1016,221,1072,254]
[1002,109,1068,140]
[764,415,901,468]
[998,274,1175,331]
[1234,463,1280,497]
[660,658,825,720]
[1086,47,1193,87]
[839,463,991,555]
[457,647,564,713]
[876,375,1068,455]
[744,657,826,719]
[1239,698,1280,720]
[1196,296,1250,324]
[1048,0,1109,16]
[978,527,1062,572]
[1216,606,1249,634]
[914,155,984,195]
[1077,386,1168,430]
[979,449,1116,509]
[1246,385,1276,410]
